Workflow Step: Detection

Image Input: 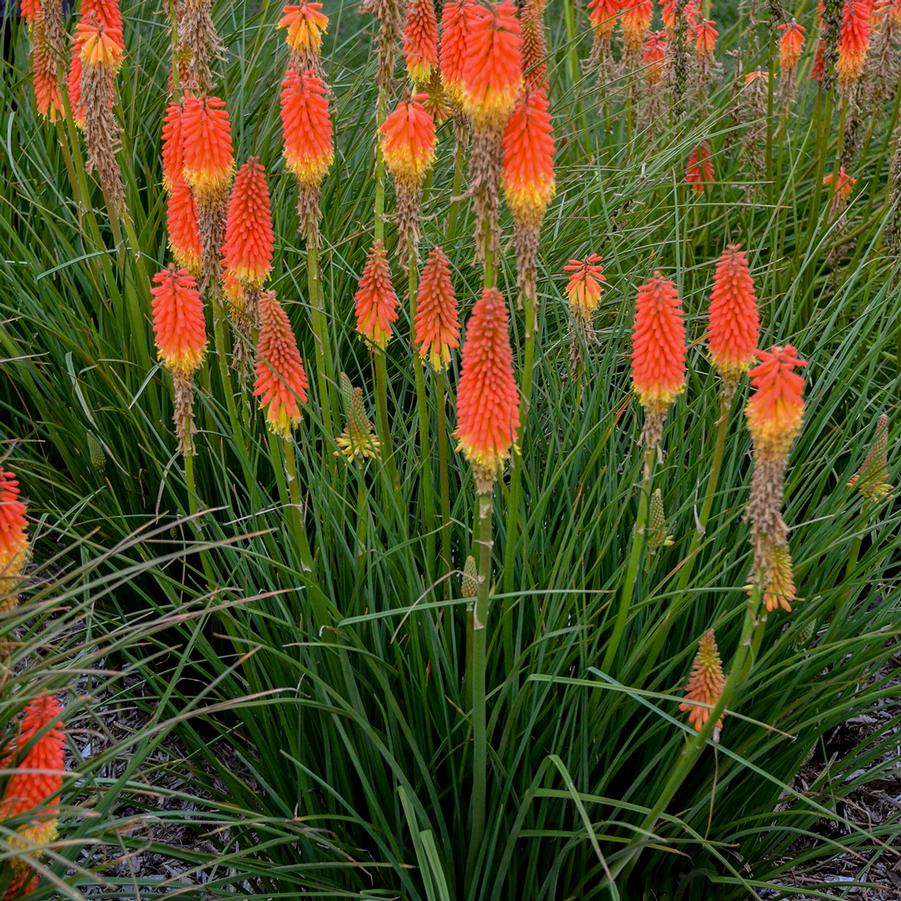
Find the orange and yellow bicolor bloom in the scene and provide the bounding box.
[414,246,460,371]
[563,254,605,321]
[222,158,275,289]
[621,0,652,51]
[501,86,555,227]
[777,21,806,73]
[685,141,714,193]
[354,241,398,349]
[150,267,207,378]
[455,287,520,482]
[167,179,203,276]
[278,2,328,57]
[76,16,124,69]
[380,96,437,188]
[679,630,726,733]
[837,0,873,87]
[708,244,759,382]
[587,0,621,40]
[0,470,28,611]
[1,695,65,899]
[161,101,185,191]
[746,345,807,460]
[67,0,124,125]
[631,273,686,413]
[254,292,309,438]
[403,0,439,85]
[641,31,668,85]
[692,18,718,58]
[180,95,235,199]
[461,1,523,133]
[280,67,333,188]
[439,0,474,104]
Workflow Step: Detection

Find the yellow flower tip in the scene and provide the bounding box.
[278,2,329,55]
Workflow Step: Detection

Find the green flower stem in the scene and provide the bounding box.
[602,446,655,674]
[372,348,399,490]
[436,371,452,589]
[306,224,338,454]
[445,133,466,246]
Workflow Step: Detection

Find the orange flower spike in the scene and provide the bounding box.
[631,273,686,413]
[150,267,207,378]
[693,18,718,58]
[76,16,124,69]
[461,1,523,133]
[455,287,520,489]
[20,0,41,28]
[180,95,235,199]
[678,631,726,734]
[823,166,856,199]
[621,0,653,51]
[380,96,438,187]
[222,158,275,289]
[404,0,439,85]
[777,21,806,72]
[278,2,329,57]
[439,0,474,104]
[82,0,124,38]
[746,345,807,459]
[0,470,29,609]
[254,292,309,438]
[708,245,759,382]
[280,67,334,187]
[662,0,700,32]
[685,142,715,193]
[587,0,622,40]
[501,86,555,225]
[161,101,185,191]
[67,50,84,125]
[415,246,460,371]
[837,0,873,87]
[641,31,668,84]
[167,179,203,276]
[354,241,398,349]
[563,255,605,320]
[32,41,64,121]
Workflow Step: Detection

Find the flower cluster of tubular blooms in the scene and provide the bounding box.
[162,102,204,278]
[414,246,460,371]
[837,0,873,92]
[455,287,520,493]
[620,0,652,76]
[403,0,439,85]
[278,2,329,73]
[177,0,223,96]
[520,0,549,89]
[778,20,806,103]
[151,266,208,455]
[814,0,845,89]
[746,345,807,613]
[587,0,620,74]
[67,0,123,127]
[690,18,720,102]
[439,0,474,106]
[0,471,28,615]
[679,630,726,736]
[685,141,715,193]
[707,244,759,397]
[24,0,66,122]
[564,254,605,325]
[0,696,66,901]
[462,1,523,261]
[380,97,437,262]
[280,66,334,247]
[502,85,555,309]
[355,241,399,349]
[847,413,892,499]
[361,0,407,93]
[335,373,381,462]
[630,273,686,452]
[824,165,856,215]
[253,292,309,438]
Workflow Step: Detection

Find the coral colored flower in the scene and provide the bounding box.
[746,345,807,459]
[161,101,184,190]
[167,179,203,275]
[82,0,123,38]
[692,18,718,58]
[354,241,398,348]
[631,273,686,413]
[414,246,460,370]
[222,158,275,289]
[439,0,474,104]
[708,244,759,381]
[67,49,84,125]
[180,95,234,199]
[778,21,806,72]
[403,0,439,84]
[150,267,207,377]
[837,0,873,87]
[461,1,523,133]
[563,254,605,320]
[621,0,653,51]
[823,166,856,198]
[679,630,726,733]
[501,86,555,226]
[587,0,621,40]
[20,0,41,28]
[280,67,333,187]
[685,142,715,193]
[278,2,329,56]
[0,470,28,611]
[254,292,309,438]
[76,17,123,69]
[642,31,668,84]
[661,0,700,33]
[380,97,437,186]
[32,38,64,121]
[455,287,520,490]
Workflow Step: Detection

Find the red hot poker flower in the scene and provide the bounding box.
[414,246,460,370]
[642,31,668,84]
[837,0,873,87]
[222,157,275,289]
[403,0,439,84]
[778,21,806,72]
[621,0,653,51]
[563,254,605,321]
[679,631,726,734]
[380,96,437,187]
[150,267,207,377]
[280,67,334,187]
[823,166,856,199]
[587,0,621,41]
[254,291,309,438]
[181,95,235,199]
[439,0,474,104]
[685,141,715,193]
[746,345,807,459]
[161,101,185,190]
[0,470,28,611]
[354,241,398,349]
[167,178,203,276]
[278,2,329,57]
[692,18,718,58]
[708,244,759,382]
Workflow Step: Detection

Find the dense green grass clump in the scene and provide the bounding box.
[2,1,900,898]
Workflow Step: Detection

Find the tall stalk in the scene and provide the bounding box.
[306,225,337,447]
[435,373,452,588]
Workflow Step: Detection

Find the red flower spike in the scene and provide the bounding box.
[280,67,334,187]
[679,631,726,734]
[439,0,474,104]
[161,101,185,191]
[662,0,700,32]
[181,95,235,199]
[587,0,621,40]
[278,2,329,57]
[414,246,460,370]
[354,241,398,349]
[837,0,873,87]
[823,166,856,199]
[404,0,439,84]
[167,178,203,276]
[642,31,668,84]
[150,267,207,377]
[692,18,718,58]
[222,158,275,289]
[20,0,41,28]
[0,470,28,610]
[76,16,123,69]
[254,291,309,438]
[621,0,653,51]
[708,245,759,381]
[778,21,806,72]
[32,39,64,121]
[563,254,605,320]
[380,97,437,187]
[685,141,715,193]
[746,345,807,459]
